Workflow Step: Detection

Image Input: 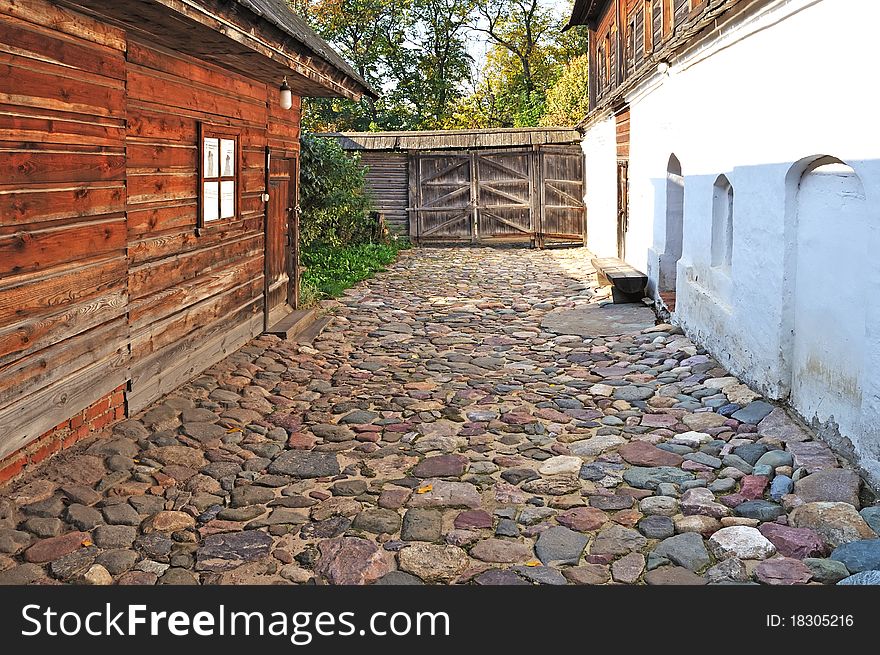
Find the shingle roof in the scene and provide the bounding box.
[234,0,377,97]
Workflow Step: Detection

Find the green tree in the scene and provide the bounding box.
[540,54,590,126]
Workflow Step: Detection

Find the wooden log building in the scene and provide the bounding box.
[0,0,374,482]
[326,128,587,247]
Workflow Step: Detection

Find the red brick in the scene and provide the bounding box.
[65,424,91,446]
[70,414,84,430]
[0,455,27,484]
[92,411,113,431]
[111,390,125,406]
[114,406,125,420]
[85,397,111,421]
[30,437,62,465]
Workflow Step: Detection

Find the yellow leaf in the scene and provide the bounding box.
[416,484,433,494]
[226,428,242,433]
[81,539,93,547]
[525,559,541,567]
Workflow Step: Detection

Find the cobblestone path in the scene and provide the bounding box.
[1,247,878,585]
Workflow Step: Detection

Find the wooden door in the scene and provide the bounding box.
[539,146,585,246]
[266,156,292,328]
[616,160,629,258]
[475,149,533,242]
[411,153,474,243]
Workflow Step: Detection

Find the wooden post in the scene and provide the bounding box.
[470,152,479,244]
[408,152,420,246]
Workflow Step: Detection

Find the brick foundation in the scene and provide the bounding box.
[0,384,127,486]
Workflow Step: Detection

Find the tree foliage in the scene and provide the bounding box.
[298,133,374,248]
[293,0,589,130]
[540,54,590,127]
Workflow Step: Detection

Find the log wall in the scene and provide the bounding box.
[0,0,303,460]
[0,0,129,460]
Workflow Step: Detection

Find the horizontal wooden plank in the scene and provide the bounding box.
[129,255,263,330]
[127,66,267,126]
[130,277,262,363]
[127,171,196,204]
[127,201,196,237]
[127,142,196,170]
[0,104,125,147]
[0,53,125,117]
[0,289,126,364]
[0,314,126,410]
[126,107,197,142]
[0,216,125,276]
[0,15,126,80]
[128,309,262,413]
[127,39,267,104]
[0,182,125,228]
[128,219,255,265]
[0,0,126,51]
[128,233,262,300]
[0,146,124,184]
[0,255,126,327]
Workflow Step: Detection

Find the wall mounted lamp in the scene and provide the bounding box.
[279,76,292,110]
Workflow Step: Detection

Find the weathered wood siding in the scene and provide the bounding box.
[0,0,129,460]
[125,39,276,413]
[361,152,408,234]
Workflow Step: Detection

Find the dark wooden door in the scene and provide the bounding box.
[266,157,292,328]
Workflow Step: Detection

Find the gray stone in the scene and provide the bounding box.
[860,507,880,534]
[735,500,785,521]
[102,503,142,526]
[0,563,45,585]
[373,571,424,585]
[229,485,275,507]
[22,517,63,538]
[830,539,880,573]
[352,509,401,534]
[683,452,722,469]
[311,424,356,442]
[49,546,99,580]
[612,386,655,402]
[787,441,839,473]
[535,526,588,565]
[730,401,774,424]
[401,509,442,542]
[622,466,694,490]
[638,515,675,539]
[653,532,710,571]
[93,525,137,549]
[96,549,139,575]
[733,443,768,466]
[66,504,104,531]
[755,450,793,468]
[268,451,340,478]
[837,571,880,585]
[512,565,568,585]
[590,525,647,556]
[339,410,378,424]
[804,558,851,584]
[196,531,274,571]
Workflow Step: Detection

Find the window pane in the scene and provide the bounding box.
[204,181,219,222]
[204,138,219,178]
[221,139,235,177]
[220,180,235,219]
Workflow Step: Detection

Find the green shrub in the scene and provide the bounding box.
[299,133,374,248]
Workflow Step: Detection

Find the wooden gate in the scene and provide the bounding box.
[410,146,584,246]
[266,155,294,329]
[539,146,585,247]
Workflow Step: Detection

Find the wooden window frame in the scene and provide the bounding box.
[625,13,637,74]
[644,0,653,53]
[198,122,242,231]
[662,0,674,39]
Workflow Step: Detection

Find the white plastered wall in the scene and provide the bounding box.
[579,0,880,485]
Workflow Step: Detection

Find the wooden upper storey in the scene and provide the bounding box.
[55,0,375,100]
[566,0,749,121]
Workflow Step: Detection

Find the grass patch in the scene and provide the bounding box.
[300,240,410,304]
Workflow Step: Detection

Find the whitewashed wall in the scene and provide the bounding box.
[581,0,880,485]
